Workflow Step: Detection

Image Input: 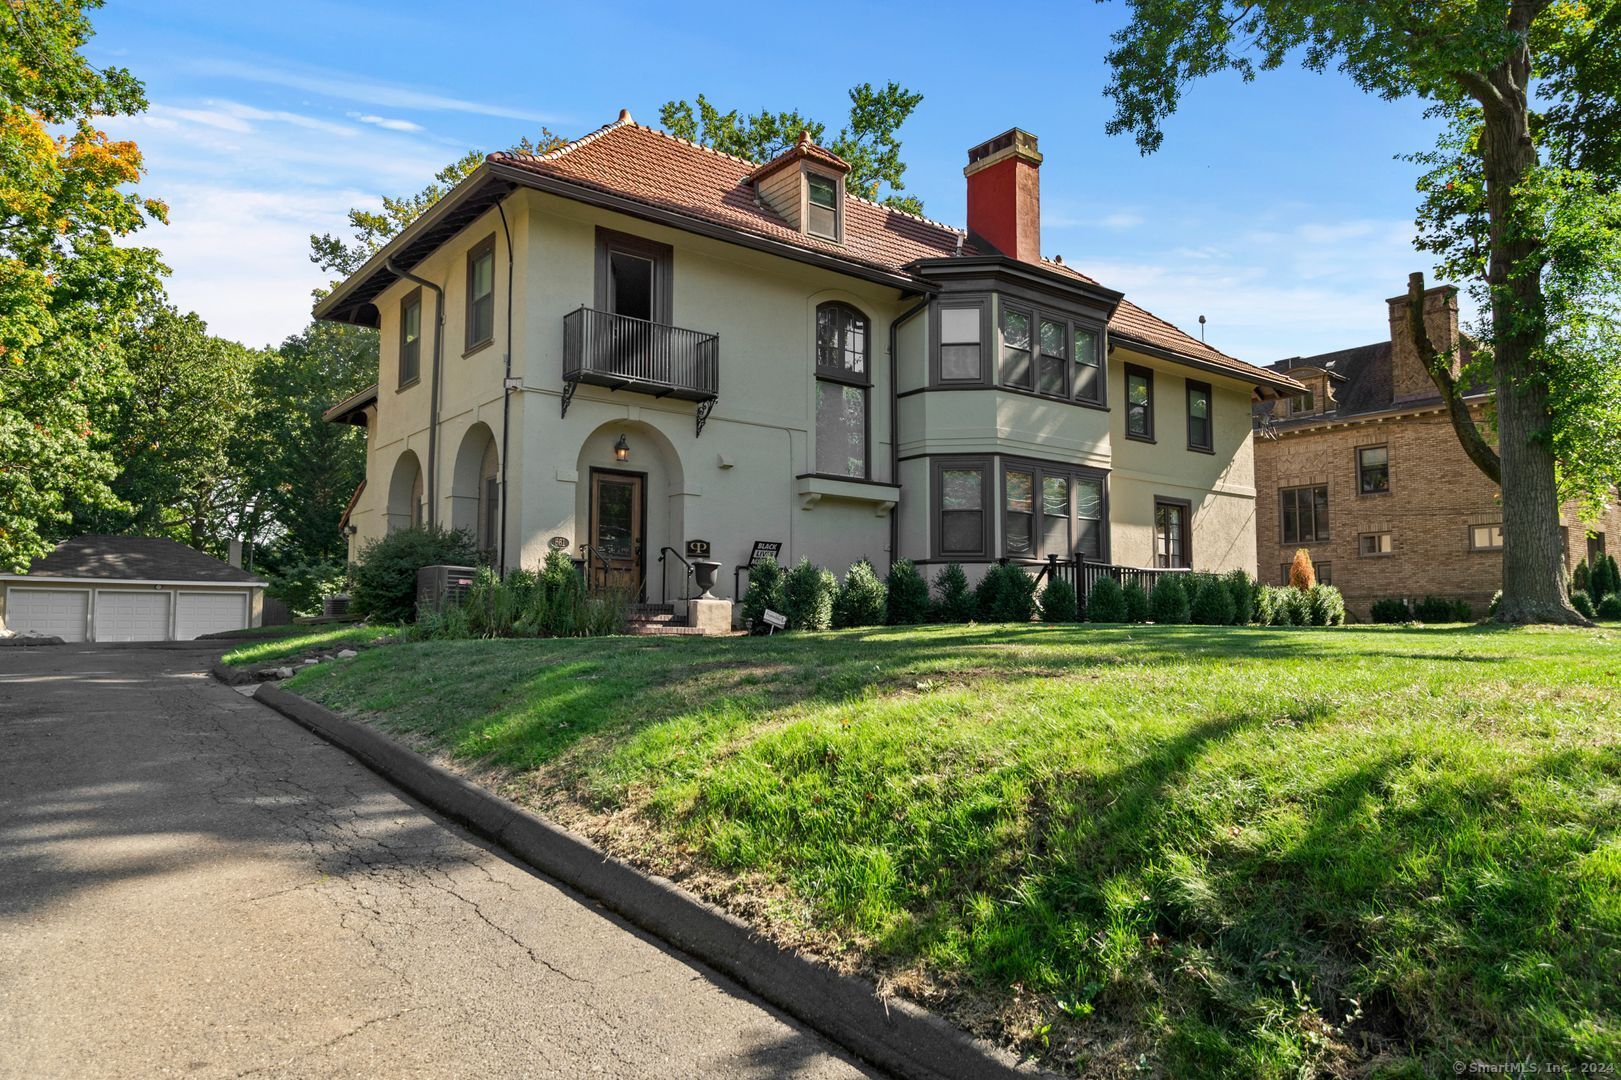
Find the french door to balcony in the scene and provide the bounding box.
[588,469,644,598]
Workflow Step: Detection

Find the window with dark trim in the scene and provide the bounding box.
[1126,365,1154,441]
[1281,560,1331,585]
[1358,531,1393,557]
[1037,317,1067,396]
[934,458,990,558]
[1357,445,1390,494]
[806,171,839,239]
[1186,380,1213,451]
[399,288,422,387]
[814,302,870,478]
[1154,498,1191,568]
[1590,532,1607,563]
[1074,326,1103,405]
[1469,523,1504,551]
[1001,459,1108,562]
[594,228,672,324]
[466,236,495,351]
[938,302,985,382]
[1000,304,1033,390]
[1280,485,1329,544]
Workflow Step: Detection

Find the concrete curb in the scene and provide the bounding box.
[209,661,258,686]
[249,682,1049,1080]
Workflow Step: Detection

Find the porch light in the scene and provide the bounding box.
[613,434,630,462]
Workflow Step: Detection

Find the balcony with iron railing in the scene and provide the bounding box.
[561,307,720,434]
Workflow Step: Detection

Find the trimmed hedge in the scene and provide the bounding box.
[1598,593,1621,620]
[1190,577,1237,625]
[741,557,787,631]
[1307,584,1346,626]
[833,559,887,628]
[1038,577,1079,622]
[884,559,932,625]
[933,563,976,623]
[1123,581,1150,623]
[1573,591,1597,619]
[976,563,1037,622]
[1149,576,1191,624]
[784,558,836,631]
[1087,576,1128,623]
[1413,596,1473,623]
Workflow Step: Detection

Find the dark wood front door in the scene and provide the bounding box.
[589,469,644,596]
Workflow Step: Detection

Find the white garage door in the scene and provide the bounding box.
[175,591,248,640]
[5,588,89,642]
[94,591,171,642]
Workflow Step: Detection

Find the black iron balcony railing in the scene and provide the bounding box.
[562,307,720,435]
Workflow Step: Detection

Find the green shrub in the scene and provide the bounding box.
[1123,581,1150,623]
[833,559,887,628]
[976,562,1037,622]
[1087,575,1128,622]
[1604,556,1621,601]
[1572,558,1591,600]
[1190,577,1236,625]
[741,557,788,631]
[1223,569,1255,626]
[1370,598,1412,624]
[463,566,519,637]
[1149,576,1191,624]
[1038,577,1079,622]
[784,558,836,632]
[932,563,976,623]
[1573,591,1597,619]
[349,525,478,624]
[1598,593,1621,620]
[1280,586,1312,626]
[884,559,932,625]
[1307,584,1346,626]
[265,559,349,618]
[1413,596,1472,623]
[1253,585,1280,626]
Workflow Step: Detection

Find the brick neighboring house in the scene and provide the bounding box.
[1253,283,1621,619]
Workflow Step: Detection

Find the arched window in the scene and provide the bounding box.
[814,302,870,478]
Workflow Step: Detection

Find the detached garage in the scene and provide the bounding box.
[0,535,266,642]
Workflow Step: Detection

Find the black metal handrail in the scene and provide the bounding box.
[657,546,695,608]
[562,307,719,400]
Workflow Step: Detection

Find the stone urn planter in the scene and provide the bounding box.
[691,559,722,600]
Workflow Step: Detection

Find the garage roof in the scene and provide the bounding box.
[11,536,265,584]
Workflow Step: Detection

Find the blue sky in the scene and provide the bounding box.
[90,0,1449,363]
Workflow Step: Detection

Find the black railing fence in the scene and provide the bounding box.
[562,307,719,401]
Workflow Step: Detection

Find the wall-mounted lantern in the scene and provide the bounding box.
[614,434,630,463]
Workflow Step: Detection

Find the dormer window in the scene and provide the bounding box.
[806,173,839,238]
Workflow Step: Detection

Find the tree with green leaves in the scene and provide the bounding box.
[71,308,260,552]
[660,83,926,215]
[0,0,167,570]
[1102,0,1621,624]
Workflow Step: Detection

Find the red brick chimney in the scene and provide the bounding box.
[1386,282,1461,404]
[965,129,1042,264]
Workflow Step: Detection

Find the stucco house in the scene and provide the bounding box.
[1253,283,1621,618]
[319,112,1303,621]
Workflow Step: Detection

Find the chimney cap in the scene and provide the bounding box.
[965,128,1042,175]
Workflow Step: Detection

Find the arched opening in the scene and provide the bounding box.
[573,421,685,601]
[387,450,424,532]
[451,423,500,558]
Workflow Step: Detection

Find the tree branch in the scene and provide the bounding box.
[1408,272,1501,484]
[1452,68,1507,112]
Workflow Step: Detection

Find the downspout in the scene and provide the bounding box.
[386,256,445,529]
[887,298,929,574]
[496,199,515,576]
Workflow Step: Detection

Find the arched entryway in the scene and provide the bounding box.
[450,423,500,558]
[574,421,684,600]
[387,450,424,531]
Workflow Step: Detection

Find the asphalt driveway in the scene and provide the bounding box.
[0,643,873,1079]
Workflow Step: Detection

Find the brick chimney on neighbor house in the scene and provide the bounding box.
[965,129,1042,264]
[1387,281,1461,404]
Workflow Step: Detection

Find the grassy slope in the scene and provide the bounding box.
[221,624,400,668]
[284,624,1621,1077]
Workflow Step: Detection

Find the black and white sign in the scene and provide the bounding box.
[748,540,783,568]
[686,539,711,559]
[761,609,787,631]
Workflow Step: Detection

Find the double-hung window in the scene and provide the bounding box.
[993,302,1105,404]
[1036,318,1067,396]
[1154,499,1190,568]
[466,237,495,350]
[1357,445,1389,494]
[814,302,869,478]
[938,303,985,382]
[936,460,989,558]
[1000,305,1033,389]
[1073,327,1103,405]
[1001,460,1109,562]
[1280,485,1329,544]
[1186,380,1212,451]
[399,289,422,387]
[1126,365,1154,440]
[806,172,840,238]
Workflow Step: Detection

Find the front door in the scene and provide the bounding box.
[589,470,644,597]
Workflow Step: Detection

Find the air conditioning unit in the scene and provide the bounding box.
[416,565,478,612]
[322,593,351,618]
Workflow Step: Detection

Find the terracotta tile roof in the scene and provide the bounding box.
[491,118,968,280]
[744,130,851,183]
[490,116,1296,391]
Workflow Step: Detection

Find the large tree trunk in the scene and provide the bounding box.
[1476,43,1586,625]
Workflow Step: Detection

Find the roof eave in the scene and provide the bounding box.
[484,160,932,294]
[323,384,378,425]
[1111,334,1306,395]
[909,255,1126,308]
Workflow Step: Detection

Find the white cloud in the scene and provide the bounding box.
[349,112,424,133]
[187,57,561,123]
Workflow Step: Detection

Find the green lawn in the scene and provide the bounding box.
[282,623,1621,1077]
[220,623,400,668]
